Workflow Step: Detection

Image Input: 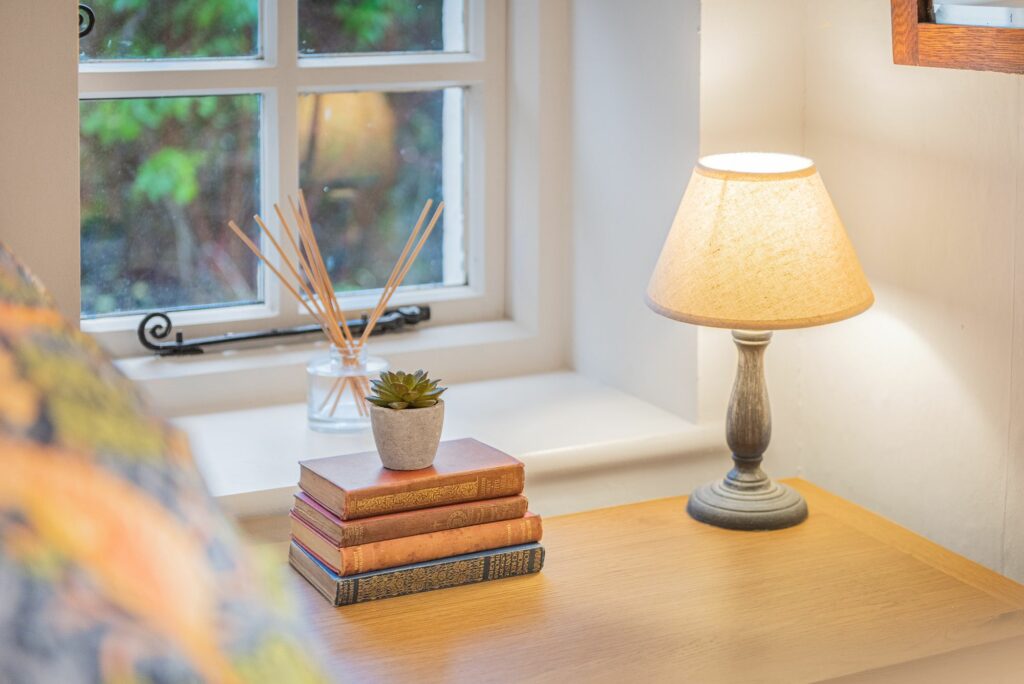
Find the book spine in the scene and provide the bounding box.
[288,544,339,605]
[295,494,530,547]
[339,545,545,606]
[342,464,525,520]
[337,514,542,575]
[293,496,344,546]
[345,496,529,546]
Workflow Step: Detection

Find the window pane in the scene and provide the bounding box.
[298,89,465,293]
[80,95,261,318]
[299,0,465,55]
[79,0,260,61]
[934,2,1024,28]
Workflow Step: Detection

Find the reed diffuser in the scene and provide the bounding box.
[229,193,444,432]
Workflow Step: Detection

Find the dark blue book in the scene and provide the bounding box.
[289,540,545,606]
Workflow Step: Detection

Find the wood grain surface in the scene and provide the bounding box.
[917,24,1024,74]
[241,479,1024,683]
[891,0,1024,74]
[891,0,922,66]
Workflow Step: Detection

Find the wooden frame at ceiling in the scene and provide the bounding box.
[892,0,1024,73]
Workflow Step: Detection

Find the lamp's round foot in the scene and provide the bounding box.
[687,479,808,530]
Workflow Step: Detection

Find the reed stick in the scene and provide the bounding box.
[273,204,321,298]
[358,201,445,348]
[227,221,324,325]
[290,197,354,347]
[358,199,433,339]
[292,209,350,348]
[251,215,328,324]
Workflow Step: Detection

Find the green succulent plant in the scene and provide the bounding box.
[366,370,447,410]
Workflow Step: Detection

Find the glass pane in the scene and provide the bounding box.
[298,89,465,293]
[934,1,1024,28]
[80,95,261,318]
[299,0,465,55]
[79,0,260,61]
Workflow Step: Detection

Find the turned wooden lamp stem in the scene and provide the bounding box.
[685,330,808,530]
[726,330,772,490]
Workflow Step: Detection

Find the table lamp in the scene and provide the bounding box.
[646,152,873,530]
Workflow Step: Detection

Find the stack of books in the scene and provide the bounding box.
[288,438,545,606]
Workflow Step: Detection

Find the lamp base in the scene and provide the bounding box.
[687,330,808,531]
[687,478,807,531]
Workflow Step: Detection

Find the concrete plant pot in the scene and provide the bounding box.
[370,400,445,470]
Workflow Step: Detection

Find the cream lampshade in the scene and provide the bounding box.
[647,152,873,530]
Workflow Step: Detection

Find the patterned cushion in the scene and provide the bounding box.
[0,242,331,683]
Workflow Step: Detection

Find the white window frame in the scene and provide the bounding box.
[78,0,506,358]
[96,0,571,417]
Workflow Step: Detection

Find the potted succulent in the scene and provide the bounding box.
[366,370,447,470]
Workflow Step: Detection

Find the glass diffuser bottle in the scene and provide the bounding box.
[307,345,387,433]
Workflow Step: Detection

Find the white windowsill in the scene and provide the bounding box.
[173,371,726,518]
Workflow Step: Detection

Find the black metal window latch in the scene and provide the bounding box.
[137,305,430,356]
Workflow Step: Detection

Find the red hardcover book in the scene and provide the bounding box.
[290,510,543,576]
[298,438,525,520]
[293,491,530,547]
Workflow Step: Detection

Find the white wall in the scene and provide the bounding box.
[702,0,1024,581]
[0,2,80,320]
[572,0,702,420]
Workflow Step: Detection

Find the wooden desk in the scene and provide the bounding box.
[242,480,1024,683]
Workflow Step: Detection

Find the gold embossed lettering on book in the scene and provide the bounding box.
[290,438,545,604]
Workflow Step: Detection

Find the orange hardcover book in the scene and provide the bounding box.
[290,511,543,576]
[294,491,530,547]
[298,438,525,520]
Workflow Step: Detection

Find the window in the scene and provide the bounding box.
[934,1,1024,28]
[79,0,505,356]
